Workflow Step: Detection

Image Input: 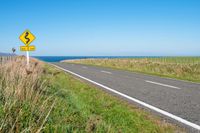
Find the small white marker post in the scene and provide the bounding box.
[26,51,30,68]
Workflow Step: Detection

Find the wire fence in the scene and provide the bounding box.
[0,56,16,64]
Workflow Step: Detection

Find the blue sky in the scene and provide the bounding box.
[0,0,200,56]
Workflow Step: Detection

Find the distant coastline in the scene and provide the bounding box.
[33,56,162,62]
[0,52,16,56]
[33,56,200,62]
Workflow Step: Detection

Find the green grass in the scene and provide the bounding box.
[65,57,200,83]
[44,65,180,132]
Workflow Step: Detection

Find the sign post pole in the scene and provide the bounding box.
[26,51,30,67]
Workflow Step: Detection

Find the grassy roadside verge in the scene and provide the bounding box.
[64,57,200,83]
[0,57,55,132]
[0,58,181,132]
[45,65,181,132]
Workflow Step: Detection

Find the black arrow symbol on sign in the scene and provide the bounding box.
[24,32,30,44]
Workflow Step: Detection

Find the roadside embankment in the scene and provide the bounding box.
[0,56,55,132]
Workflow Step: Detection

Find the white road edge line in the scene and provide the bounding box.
[82,66,88,69]
[145,80,181,90]
[51,64,200,131]
[101,70,112,74]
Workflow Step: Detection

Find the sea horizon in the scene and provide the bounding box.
[33,56,200,62]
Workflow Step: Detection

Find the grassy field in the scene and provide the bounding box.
[65,57,200,83]
[0,57,182,132]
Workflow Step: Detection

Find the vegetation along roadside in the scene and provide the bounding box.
[0,57,183,132]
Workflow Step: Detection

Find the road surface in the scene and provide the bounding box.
[52,62,200,132]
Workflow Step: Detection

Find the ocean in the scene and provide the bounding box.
[33,56,162,62]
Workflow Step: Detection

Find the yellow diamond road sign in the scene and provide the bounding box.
[19,30,36,46]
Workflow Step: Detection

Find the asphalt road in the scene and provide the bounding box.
[52,62,200,132]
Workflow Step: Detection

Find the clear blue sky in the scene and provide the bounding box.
[0,0,200,56]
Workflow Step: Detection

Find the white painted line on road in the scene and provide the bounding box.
[101,70,112,74]
[145,80,181,90]
[131,71,200,85]
[82,66,88,69]
[51,64,200,131]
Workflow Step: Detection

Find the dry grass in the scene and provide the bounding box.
[65,57,200,82]
[0,56,55,133]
